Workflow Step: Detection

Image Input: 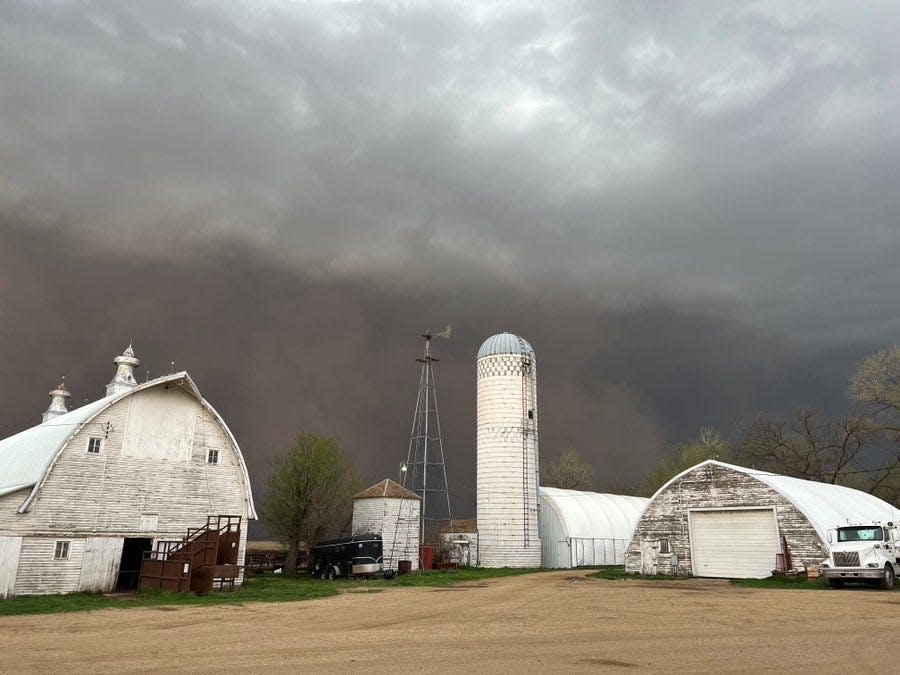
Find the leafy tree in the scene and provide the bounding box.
[542,448,594,490]
[640,427,729,497]
[260,433,362,575]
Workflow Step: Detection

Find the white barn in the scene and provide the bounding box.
[539,487,649,568]
[625,460,898,579]
[352,479,421,571]
[0,346,256,598]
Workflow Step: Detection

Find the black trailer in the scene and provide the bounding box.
[311,533,383,580]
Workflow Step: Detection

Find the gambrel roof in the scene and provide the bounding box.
[0,372,256,517]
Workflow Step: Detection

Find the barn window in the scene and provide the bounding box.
[87,437,102,454]
[207,448,219,464]
[54,541,70,560]
[658,539,671,554]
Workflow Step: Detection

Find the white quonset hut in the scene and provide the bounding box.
[476,332,541,568]
[539,487,649,568]
[625,460,898,579]
[352,479,421,571]
[0,346,256,598]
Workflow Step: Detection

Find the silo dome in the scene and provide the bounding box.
[477,333,535,360]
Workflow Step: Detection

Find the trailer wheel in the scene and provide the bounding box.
[319,569,328,581]
[881,564,895,591]
[328,568,336,581]
[828,579,844,589]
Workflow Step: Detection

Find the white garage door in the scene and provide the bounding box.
[690,509,780,579]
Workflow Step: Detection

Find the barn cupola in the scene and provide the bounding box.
[105,343,141,397]
[42,378,71,423]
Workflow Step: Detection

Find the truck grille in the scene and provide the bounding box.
[833,551,860,567]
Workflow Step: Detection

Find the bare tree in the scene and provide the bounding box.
[542,448,594,490]
[737,409,873,484]
[850,346,900,441]
[260,433,362,575]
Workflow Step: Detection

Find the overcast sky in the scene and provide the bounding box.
[1,1,898,518]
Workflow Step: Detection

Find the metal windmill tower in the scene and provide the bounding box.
[403,326,454,548]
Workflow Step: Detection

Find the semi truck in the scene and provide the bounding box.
[820,523,898,590]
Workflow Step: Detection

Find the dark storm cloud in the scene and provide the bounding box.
[1,2,899,517]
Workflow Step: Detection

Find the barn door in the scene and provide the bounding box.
[79,537,124,592]
[690,509,780,578]
[640,540,657,575]
[0,536,23,598]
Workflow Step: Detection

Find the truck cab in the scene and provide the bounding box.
[820,523,898,590]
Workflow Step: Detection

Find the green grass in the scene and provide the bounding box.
[729,576,830,590]
[0,567,546,616]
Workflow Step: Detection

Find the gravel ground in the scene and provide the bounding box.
[2,570,897,673]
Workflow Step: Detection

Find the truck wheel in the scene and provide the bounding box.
[828,579,844,589]
[880,565,895,591]
[328,568,336,581]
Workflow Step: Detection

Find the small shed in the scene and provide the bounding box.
[539,487,648,568]
[625,460,899,578]
[352,479,421,571]
[439,519,478,566]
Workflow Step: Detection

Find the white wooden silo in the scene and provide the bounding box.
[352,479,422,571]
[476,333,541,567]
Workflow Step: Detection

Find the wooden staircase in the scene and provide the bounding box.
[139,515,242,595]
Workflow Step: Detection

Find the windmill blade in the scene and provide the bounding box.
[434,324,452,340]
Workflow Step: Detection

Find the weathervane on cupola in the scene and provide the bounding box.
[105,343,141,397]
[42,377,71,423]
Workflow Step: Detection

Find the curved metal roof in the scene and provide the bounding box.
[477,333,535,360]
[649,460,899,541]
[539,487,649,539]
[0,372,257,518]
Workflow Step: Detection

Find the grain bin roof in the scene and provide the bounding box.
[0,372,257,518]
[477,333,535,359]
[441,518,477,533]
[654,460,899,541]
[354,478,421,500]
[539,487,649,540]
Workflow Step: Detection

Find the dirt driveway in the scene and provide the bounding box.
[2,571,897,673]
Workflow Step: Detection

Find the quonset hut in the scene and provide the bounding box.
[476,333,541,568]
[0,346,256,598]
[352,479,421,571]
[625,460,898,578]
[539,488,648,568]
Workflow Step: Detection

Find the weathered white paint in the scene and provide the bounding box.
[121,388,196,462]
[689,509,780,579]
[0,371,254,596]
[78,537,123,592]
[0,536,23,598]
[476,334,541,568]
[352,497,420,571]
[14,537,86,596]
[439,531,478,566]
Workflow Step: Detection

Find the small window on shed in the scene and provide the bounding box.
[658,539,671,554]
[87,437,102,454]
[54,541,70,560]
[207,448,219,464]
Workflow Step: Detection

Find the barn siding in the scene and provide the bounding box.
[624,463,829,576]
[14,537,86,596]
[0,385,253,595]
[352,497,420,571]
